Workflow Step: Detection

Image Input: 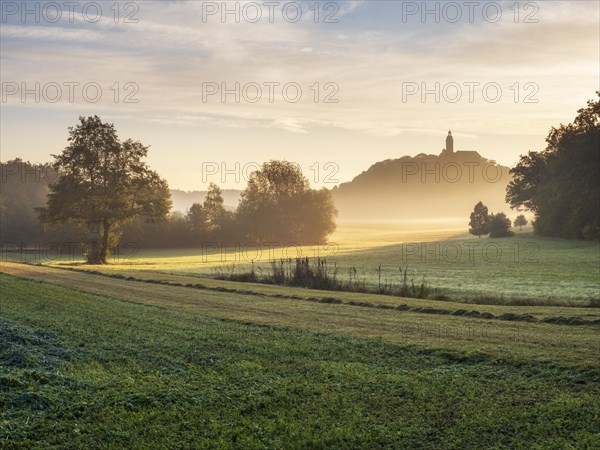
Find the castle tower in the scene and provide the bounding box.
[446,130,454,154]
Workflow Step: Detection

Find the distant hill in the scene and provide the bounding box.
[170,133,513,221]
[170,189,241,213]
[331,132,513,221]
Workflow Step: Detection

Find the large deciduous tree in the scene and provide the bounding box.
[237,161,337,243]
[38,116,172,263]
[506,93,599,240]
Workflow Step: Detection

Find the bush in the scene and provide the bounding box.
[488,212,515,238]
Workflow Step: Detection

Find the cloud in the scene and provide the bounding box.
[1,0,598,140]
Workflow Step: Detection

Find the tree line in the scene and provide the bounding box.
[2,95,598,264]
[468,93,598,241]
[1,116,337,263]
[506,93,599,240]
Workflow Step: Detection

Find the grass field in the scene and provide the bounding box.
[1,262,599,448]
[2,224,599,447]
[5,223,598,306]
[333,230,600,305]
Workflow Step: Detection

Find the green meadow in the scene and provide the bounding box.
[6,224,598,306]
[2,224,599,447]
[1,263,599,448]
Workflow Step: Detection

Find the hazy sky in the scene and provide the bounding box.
[1,0,598,190]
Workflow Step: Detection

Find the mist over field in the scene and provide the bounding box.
[1,1,599,448]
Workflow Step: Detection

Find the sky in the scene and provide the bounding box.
[1,0,598,190]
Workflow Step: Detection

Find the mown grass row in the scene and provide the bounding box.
[1,264,598,370]
[51,264,600,326]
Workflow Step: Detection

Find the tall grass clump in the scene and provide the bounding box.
[214,257,430,299]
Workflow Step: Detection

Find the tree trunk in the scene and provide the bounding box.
[87,222,102,264]
[100,219,110,264]
[87,243,102,264]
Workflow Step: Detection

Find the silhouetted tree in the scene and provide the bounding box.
[187,203,206,234]
[119,212,192,249]
[237,161,337,243]
[1,159,54,244]
[488,212,514,238]
[203,183,227,232]
[514,215,528,230]
[469,201,489,238]
[186,183,228,244]
[0,159,89,253]
[38,116,171,263]
[507,93,599,240]
[295,188,337,243]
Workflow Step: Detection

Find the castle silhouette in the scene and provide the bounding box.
[440,130,480,159]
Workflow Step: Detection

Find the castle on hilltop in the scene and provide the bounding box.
[440,130,481,159]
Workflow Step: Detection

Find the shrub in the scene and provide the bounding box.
[488,212,515,238]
